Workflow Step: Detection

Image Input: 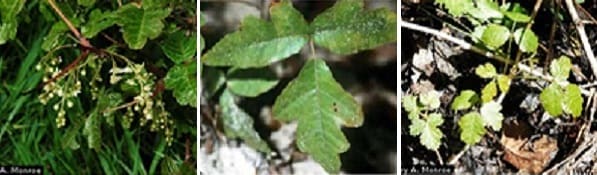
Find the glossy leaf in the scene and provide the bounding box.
[202,0,309,68]
[161,31,197,64]
[219,89,272,153]
[410,113,444,150]
[116,4,171,49]
[497,74,511,92]
[451,90,478,111]
[311,0,396,55]
[563,84,583,117]
[540,83,563,117]
[273,59,363,173]
[459,112,485,145]
[434,0,474,17]
[481,24,510,50]
[513,28,538,53]
[476,63,497,79]
[82,9,116,38]
[480,101,503,131]
[164,62,197,107]
[227,67,279,97]
[550,56,572,82]
[481,80,497,103]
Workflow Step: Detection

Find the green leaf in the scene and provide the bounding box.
[164,62,197,107]
[480,101,504,131]
[497,74,511,92]
[200,12,206,52]
[481,24,510,50]
[451,90,478,111]
[481,80,497,103]
[513,28,538,53]
[82,9,116,38]
[83,113,102,150]
[419,90,441,109]
[219,89,272,153]
[459,112,485,145]
[550,56,572,82]
[540,83,563,117]
[227,67,279,97]
[77,0,96,7]
[272,59,363,173]
[563,84,583,117]
[116,4,171,49]
[0,21,17,45]
[161,31,197,64]
[475,63,497,79]
[0,0,25,45]
[201,67,225,99]
[468,0,503,21]
[311,0,397,55]
[410,113,444,150]
[434,0,474,17]
[96,91,123,127]
[403,95,421,120]
[472,26,486,43]
[503,11,531,22]
[203,0,309,68]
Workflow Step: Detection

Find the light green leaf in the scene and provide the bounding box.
[227,67,279,97]
[420,90,441,109]
[434,0,474,17]
[164,62,197,107]
[82,9,116,38]
[472,26,486,43]
[480,101,503,131]
[311,0,397,55]
[116,4,171,49]
[563,84,583,117]
[481,80,497,103]
[481,24,510,50]
[513,28,538,53]
[540,83,563,117]
[273,59,363,173]
[161,31,197,64]
[203,0,309,68]
[451,90,478,111]
[497,74,511,92]
[0,0,25,21]
[83,113,102,150]
[475,63,497,79]
[220,89,272,153]
[410,113,444,150]
[77,0,96,7]
[409,117,425,136]
[0,21,17,45]
[459,112,485,145]
[468,0,503,21]
[503,11,531,22]
[403,95,420,120]
[550,56,572,82]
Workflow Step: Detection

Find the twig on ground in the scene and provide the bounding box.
[435,150,444,165]
[448,145,470,165]
[565,0,597,79]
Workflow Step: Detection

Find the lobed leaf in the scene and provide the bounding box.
[161,31,197,64]
[497,74,511,92]
[410,113,444,150]
[481,80,497,103]
[476,63,497,79]
[480,101,504,131]
[459,112,485,145]
[563,84,583,117]
[202,0,309,68]
[550,56,572,82]
[434,0,474,17]
[273,58,363,173]
[540,83,563,117]
[311,0,397,55]
[116,4,171,49]
[227,67,279,97]
[419,90,441,109]
[451,90,478,111]
[402,95,420,120]
[82,9,116,38]
[164,62,197,107]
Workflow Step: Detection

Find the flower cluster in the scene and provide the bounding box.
[37,56,82,128]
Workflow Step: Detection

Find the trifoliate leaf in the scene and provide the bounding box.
[227,67,279,97]
[503,11,531,22]
[481,24,510,50]
[550,56,572,82]
[563,84,583,117]
[497,74,511,92]
[513,28,538,53]
[161,31,197,64]
[451,90,478,111]
[164,62,197,107]
[410,113,444,150]
[83,113,102,150]
[480,101,504,131]
[116,4,171,49]
[219,89,272,153]
[273,59,363,173]
[77,0,96,7]
[459,112,485,145]
[403,95,420,120]
[203,0,309,68]
[82,9,116,38]
[311,0,397,55]
[420,90,441,109]
[434,0,474,17]
[468,0,503,21]
[481,80,497,103]
[476,63,497,79]
[540,83,563,117]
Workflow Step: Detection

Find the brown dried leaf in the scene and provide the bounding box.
[501,121,558,174]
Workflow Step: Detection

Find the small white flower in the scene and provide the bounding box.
[67,100,73,108]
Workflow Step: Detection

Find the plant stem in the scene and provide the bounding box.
[565,0,597,79]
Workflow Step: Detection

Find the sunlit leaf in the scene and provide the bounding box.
[550,56,572,82]
[480,101,503,131]
[481,80,497,103]
[419,90,441,109]
[481,24,510,50]
[451,90,478,111]
[513,28,538,53]
[563,84,583,117]
[410,113,444,150]
[540,83,563,117]
[497,74,511,92]
[434,0,474,17]
[476,63,497,79]
[459,112,485,145]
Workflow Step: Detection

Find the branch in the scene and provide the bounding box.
[565,0,597,80]
[47,0,91,48]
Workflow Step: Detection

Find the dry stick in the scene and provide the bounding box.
[512,0,543,68]
[401,21,591,95]
[565,0,597,79]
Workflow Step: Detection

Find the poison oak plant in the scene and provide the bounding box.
[0,1,196,172]
[402,0,585,152]
[200,0,396,173]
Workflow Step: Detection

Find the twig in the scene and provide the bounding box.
[513,0,543,65]
[435,150,444,165]
[448,145,470,165]
[47,0,90,48]
[565,0,597,79]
